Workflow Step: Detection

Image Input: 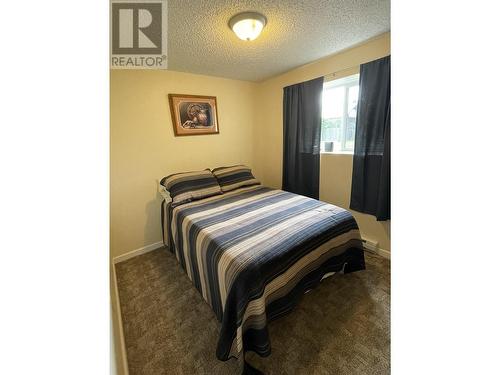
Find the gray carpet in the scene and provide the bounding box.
[115,248,390,375]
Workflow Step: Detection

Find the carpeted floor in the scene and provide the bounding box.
[115,247,390,375]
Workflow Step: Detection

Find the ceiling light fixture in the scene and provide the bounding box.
[229,12,267,41]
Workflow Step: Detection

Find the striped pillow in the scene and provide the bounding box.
[160,169,222,205]
[212,165,260,192]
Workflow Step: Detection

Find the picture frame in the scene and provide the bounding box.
[168,94,220,136]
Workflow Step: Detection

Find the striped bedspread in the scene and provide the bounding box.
[169,185,365,360]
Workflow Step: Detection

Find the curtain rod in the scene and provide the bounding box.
[284,65,360,89]
[323,55,390,81]
[323,65,361,81]
[284,55,389,88]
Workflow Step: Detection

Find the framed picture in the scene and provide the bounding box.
[168,94,220,136]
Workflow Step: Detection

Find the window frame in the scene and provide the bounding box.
[321,73,360,154]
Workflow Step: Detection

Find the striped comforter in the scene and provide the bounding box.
[168,185,365,360]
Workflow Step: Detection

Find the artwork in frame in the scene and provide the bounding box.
[168,94,220,136]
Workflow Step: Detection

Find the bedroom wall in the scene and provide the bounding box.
[253,32,391,252]
[111,33,391,258]
[110,70,257,257]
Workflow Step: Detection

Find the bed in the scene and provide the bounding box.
[160,182,365,361]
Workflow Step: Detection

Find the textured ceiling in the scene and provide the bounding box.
[167,0,390,82]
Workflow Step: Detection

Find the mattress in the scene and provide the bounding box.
[167,184,365,360]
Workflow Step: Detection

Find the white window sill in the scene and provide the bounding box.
[321,151,354,155]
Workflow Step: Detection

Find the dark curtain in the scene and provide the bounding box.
[282,76,324,199]
[350,55,391,221]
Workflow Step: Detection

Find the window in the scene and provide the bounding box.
[321,74,359,153]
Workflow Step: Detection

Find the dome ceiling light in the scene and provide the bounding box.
[229,12,267,41]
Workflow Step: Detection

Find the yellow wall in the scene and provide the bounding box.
[320,154,390,251]
[111,32,391,257]
[254,32,391,251]
[110,70,257,257]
